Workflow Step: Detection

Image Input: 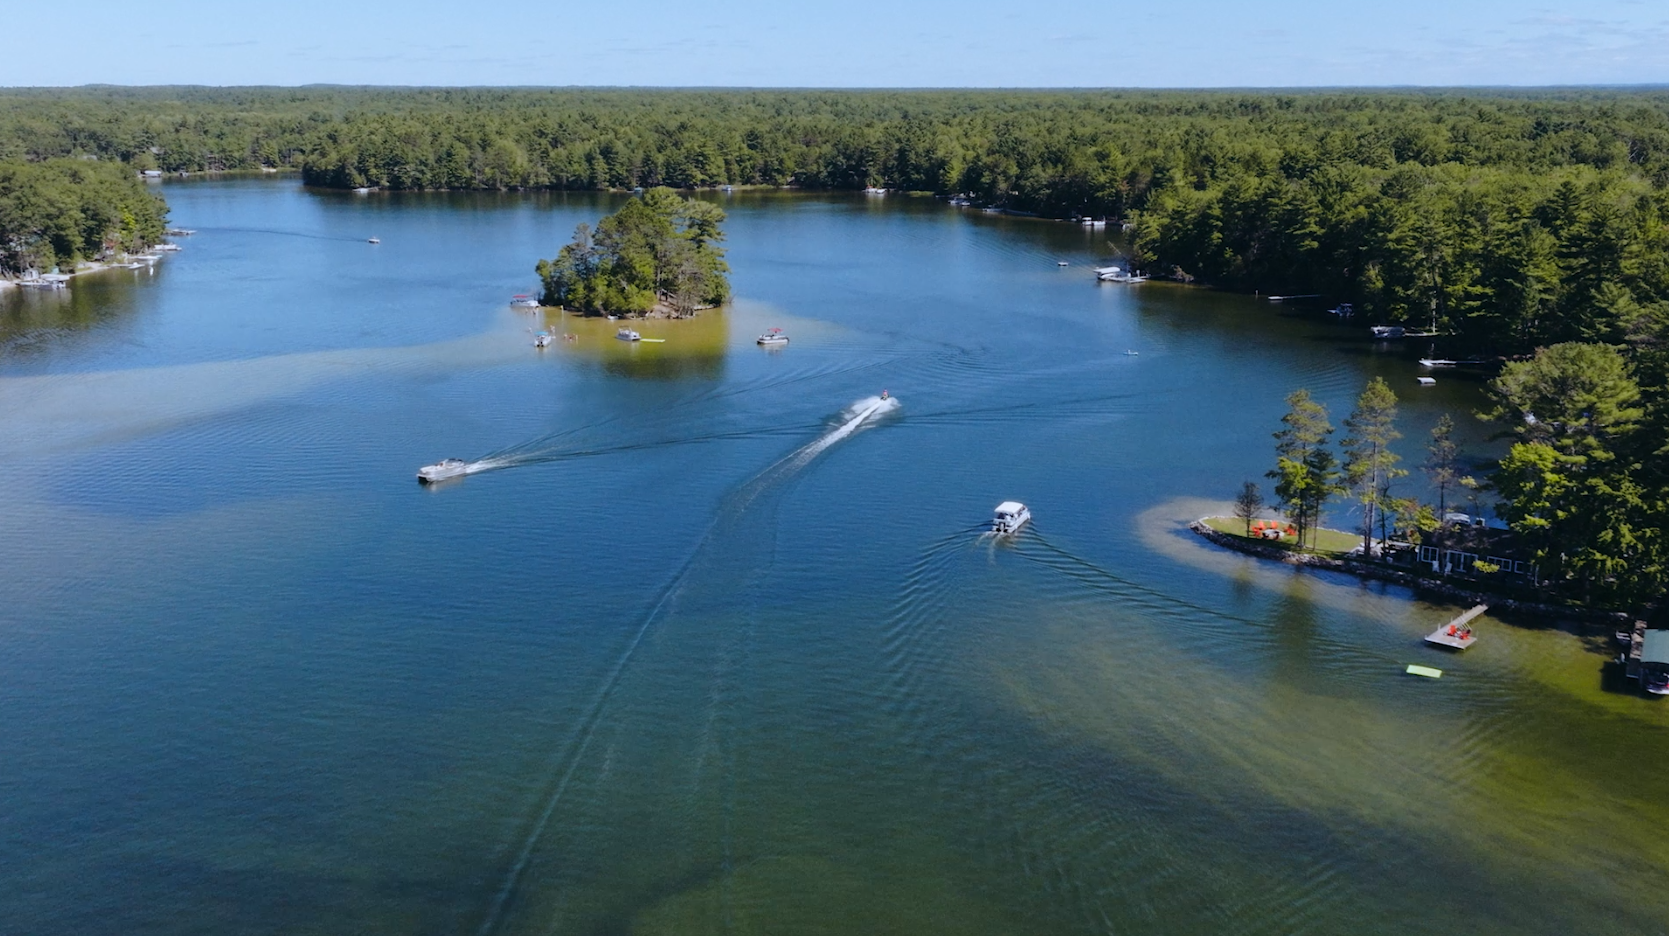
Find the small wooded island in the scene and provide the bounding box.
[535,187,729,317]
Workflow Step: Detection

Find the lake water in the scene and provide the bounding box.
[2,179,1666,936]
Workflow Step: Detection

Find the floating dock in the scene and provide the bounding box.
[1425,604,1487,650]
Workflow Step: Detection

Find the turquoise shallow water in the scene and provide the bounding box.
[1,180,1666,936]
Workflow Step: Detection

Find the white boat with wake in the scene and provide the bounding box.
[992,501,1031,535]
[417,459,472,483]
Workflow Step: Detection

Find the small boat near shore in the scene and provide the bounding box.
[616,327,641,342]
[757,327,789,346]
[511,295,540,309]
[992,501,1031,535]
[417,459,471,483]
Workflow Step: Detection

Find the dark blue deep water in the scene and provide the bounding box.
[2,179,1665,936]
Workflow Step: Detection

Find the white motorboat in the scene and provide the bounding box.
[534,331,552,348]
[1328,302,1354,317]
[1093,265,1122,277]
[510,294,540,309]
[1056,260,1069,267]
[367,237,380,244]
[616,327,641,342]
[1370,325,1404,338]
[1417,376,1436,386]
[154,242,181,252]
[757,327,789,346]
[864,186,887,195]
[417,459,471,483]
[992,501,1031,535]
[1099,269,1148,283]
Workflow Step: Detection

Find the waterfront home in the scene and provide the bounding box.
[1414,526,1538,580]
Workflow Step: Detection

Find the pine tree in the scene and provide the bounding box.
[1268,389,1340,549]
[1342,377,1407,556]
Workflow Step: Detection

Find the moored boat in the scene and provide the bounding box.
[417,458,470,483]
[616,327,641,342]
[1370,325,1404,338]
[992,501,1031,535]
[511,294,540,309]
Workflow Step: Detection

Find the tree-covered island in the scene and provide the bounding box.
[536,187,729,317]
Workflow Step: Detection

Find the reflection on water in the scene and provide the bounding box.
[0,264,160,355]
[3,179,1666,936]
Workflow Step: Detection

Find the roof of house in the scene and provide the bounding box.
[1642,630,1669,666]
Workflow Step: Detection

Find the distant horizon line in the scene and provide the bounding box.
[4,83,1669,93]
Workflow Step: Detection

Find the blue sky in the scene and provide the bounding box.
[5,0,1667,87]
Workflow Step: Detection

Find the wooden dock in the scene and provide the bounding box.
[1425,604,1487,650]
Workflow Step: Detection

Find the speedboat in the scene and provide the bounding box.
[534,331,552,348]
[1328,302,1354,317]
[616,327,641,341]
[511,295,540,309]
[992,501,1031,535]
[1370,325,1404,338]
[1057,260,1069,267]
[417,459,470,483]
[757,327,789,345]
[367,237,380,244]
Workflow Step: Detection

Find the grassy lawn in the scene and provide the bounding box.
[1202,516,1362,556]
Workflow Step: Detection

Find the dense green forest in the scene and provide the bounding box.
[0,158,168,275]
[4,86,1668,347]
[0,86,1664,607]
[537,187,730,316]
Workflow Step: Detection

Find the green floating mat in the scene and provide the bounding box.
[1406,664,1443,679]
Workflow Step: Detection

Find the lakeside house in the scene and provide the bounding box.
[1413,525,1539,581]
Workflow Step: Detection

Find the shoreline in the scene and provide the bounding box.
[1188,518,1633,626]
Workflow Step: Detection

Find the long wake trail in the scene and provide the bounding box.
[475,394,900,935]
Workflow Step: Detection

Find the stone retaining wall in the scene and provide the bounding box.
[1188,519,1632,626]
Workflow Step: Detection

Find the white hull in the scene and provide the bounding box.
[417,459,473,483]
[992,501,1031,535]
[616,328,641,342]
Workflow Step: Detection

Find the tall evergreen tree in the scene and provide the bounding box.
[1342,377,1406,556]
[1268,389,1340,549]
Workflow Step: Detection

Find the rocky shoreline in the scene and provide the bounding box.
[1188,519,1633,626]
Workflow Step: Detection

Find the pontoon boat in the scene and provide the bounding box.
[616,328,640,342]
[992,501,1031,535]
[757,328,789,345]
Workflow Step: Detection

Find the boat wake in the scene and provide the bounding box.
[474,395,899,934]
[783,394,900,470]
